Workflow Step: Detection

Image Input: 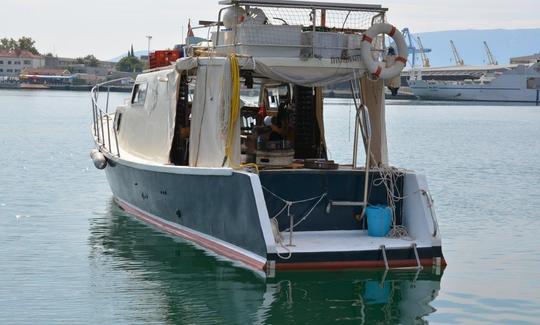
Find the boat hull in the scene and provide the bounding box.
[104,157,273,269]
[103,156,446,273]
[409,80,540,103]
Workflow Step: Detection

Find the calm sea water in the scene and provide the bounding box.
[1,89,539,324]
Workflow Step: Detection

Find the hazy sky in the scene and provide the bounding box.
[2,0,538,60]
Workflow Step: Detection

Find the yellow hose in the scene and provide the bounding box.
[224,53,241,166]
[225,54,259,173]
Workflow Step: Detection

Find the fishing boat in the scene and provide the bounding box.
[408,62,540,103]
[90,0,446,276]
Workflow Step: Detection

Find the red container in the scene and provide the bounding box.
[149,50,181,69]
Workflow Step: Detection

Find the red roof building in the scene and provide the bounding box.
[0,50,44,77]
[0,50,42,59]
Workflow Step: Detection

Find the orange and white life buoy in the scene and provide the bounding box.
[360,23,408,80]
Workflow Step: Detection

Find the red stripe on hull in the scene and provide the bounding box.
[115,198,266,271]
[276,258,446,271]
[114,199,447,273]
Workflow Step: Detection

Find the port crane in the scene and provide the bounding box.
[416,36,430,67]
[483,41,498,65]
[450,40,464,66]
[400,28,431,67]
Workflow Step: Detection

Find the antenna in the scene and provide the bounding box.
[483,41,498,65]
[416,36,430,68]
[146,35,153,55]
[450,40,464,66]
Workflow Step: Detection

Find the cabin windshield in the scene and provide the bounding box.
[238,78,328,168]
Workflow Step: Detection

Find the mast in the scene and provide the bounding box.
[416,36,430,68]
[483,41,498,65]
[450,40,464,66]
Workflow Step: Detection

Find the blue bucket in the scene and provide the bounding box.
[366,205,392,237]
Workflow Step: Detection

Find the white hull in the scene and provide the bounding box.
[408,63,540,103]
[409,83,539,102]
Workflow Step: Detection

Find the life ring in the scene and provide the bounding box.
[360,23,408,80]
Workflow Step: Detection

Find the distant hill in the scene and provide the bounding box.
[414,28,540,67]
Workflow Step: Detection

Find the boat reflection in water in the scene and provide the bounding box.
[88,200,444,324]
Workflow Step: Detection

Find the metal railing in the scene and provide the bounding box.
[214,2,387,59]
[91,78,133,157]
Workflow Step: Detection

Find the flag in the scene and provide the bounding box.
[187,19,194,37]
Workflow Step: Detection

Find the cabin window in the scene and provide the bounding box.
[114,112,122,132]
[265,85,289,110]
[131,82,148,105]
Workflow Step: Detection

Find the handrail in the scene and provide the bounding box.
[91,77,133,158]
[219,0,387,12]
[350,70,372,221]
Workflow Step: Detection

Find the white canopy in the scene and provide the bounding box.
[244,57,368,87]
[189,57,241,167]
[117,68,178,163]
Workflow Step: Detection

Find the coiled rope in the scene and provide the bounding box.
[372,166,412,239]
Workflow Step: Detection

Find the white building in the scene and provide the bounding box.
[510,53,540,64]
[0,50,44,77]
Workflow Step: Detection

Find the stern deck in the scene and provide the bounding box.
[275,230,423,254]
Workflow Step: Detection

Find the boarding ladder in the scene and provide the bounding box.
[380,243,423,271]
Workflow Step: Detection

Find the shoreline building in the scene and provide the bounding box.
[0,50,44,78]
[510,53,540,64]
[19,67,73,85]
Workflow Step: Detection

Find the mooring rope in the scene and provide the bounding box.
[263,186,328,259]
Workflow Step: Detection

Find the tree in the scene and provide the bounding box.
[116,55,144,73]
[0,38,10,50]
[83,54,99,67]
[0,36,39,54]
[17,36,39,54]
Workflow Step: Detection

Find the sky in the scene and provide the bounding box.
[1,0,538,60]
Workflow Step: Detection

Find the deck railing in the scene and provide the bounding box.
[91,78,133,157]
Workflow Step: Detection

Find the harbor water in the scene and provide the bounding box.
[1,89,539,324]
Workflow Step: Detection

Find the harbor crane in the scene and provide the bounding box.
[400,28,431,67]
[450,40,464,66]
[416,36,431,67]
[483,41,498,65]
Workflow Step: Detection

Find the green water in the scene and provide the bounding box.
[1,90,539,324]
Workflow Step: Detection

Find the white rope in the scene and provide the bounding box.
[271,218,292,260]
[284,193,327,231]
[371,166,413,239]
[262,186,324,205]
[263,186,328,258]
[262,186,327,225]
[386,225,411,240]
